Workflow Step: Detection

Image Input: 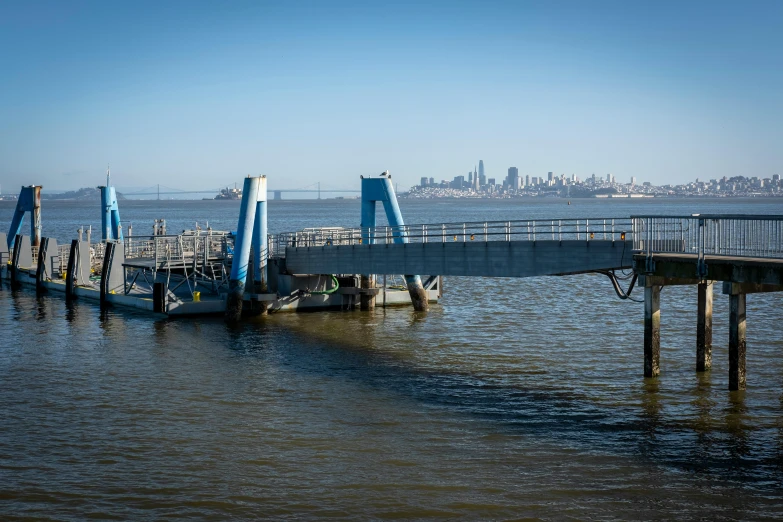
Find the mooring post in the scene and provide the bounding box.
[644,282,661,378]
[360,173,428,311]
[696,281,713,371]
[226,175,265,323]
[153,282,167,314]
[0,232,7,282]
[35,237,49,295]
[6,185,42,251]
[65,240,78,300]
[31,186,41,248]
[728,292,747,391]
[10,234,23,289]
[99,241,115,310]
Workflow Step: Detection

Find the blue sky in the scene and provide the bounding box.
[0,0,781,192]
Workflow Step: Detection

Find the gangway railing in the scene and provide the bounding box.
[632,215,783,261]
[270,217,633,257]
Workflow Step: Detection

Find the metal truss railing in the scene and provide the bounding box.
[632,215,783,274]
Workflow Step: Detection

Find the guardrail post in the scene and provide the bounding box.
[697,218,707,279]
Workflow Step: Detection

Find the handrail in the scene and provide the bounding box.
[632,215,783,260]
[269,217,633,257]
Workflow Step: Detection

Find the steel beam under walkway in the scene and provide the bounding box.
[285,240,633,278]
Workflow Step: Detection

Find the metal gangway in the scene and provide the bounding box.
[270,217,633,256]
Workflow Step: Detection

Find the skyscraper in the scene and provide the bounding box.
[526,175,530,187]
[479,160,484,181]
[507,167,519,191]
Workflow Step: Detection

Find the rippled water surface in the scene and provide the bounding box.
[1,197,783,519]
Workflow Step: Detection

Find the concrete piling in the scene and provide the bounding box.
[644,283,661,378]
[696,281,713,371]
[360,274,375,310]
[728,293,747,391]
[406,276,428,312]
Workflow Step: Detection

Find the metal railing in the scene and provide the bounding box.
[632,215,783,261]
[123,232,233,265]
[270,218,632,257]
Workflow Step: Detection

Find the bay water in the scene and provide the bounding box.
[1,197,782,519]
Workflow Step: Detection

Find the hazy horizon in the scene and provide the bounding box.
[1,1,781,192]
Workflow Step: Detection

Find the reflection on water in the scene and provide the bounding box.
[1,199,783,519]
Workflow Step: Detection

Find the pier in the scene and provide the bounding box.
[2,176,782,391]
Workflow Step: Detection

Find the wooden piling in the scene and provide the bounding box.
[360,274,375,311]
[644,284,661,378]
[728,293,746,391]
[696,281,713,371]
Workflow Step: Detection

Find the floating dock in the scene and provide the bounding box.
[0,174,441,318]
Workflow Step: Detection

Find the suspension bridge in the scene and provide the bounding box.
[118,182,360,199]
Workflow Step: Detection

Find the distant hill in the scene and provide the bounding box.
[41,187,126,201]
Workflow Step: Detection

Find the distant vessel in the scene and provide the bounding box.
[210,185,242,201]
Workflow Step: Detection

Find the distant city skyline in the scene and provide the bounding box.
[1,1,781,191]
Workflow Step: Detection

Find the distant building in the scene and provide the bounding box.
[420,177,429,187]
[429,177,435,185]
[548,172,554,182]
[488,178,495,186]
[606,173,611,183]
[452,175,465,189]
[631,176,637,185]
[507,167,519,190]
